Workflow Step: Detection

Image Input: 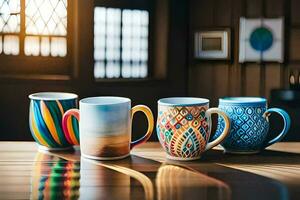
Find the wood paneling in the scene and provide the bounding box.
[189,63,229,106]
[246,0,263,17]
[189,64,214,100]
[290,29,300,61]
[153,0,169,78]
[214,0,232,26]
[189,0,297,101]
[189,0,214,28]
[265,64,281,98]
[230,0,243,97]
[245,64,261,96]
[265,0,284,17]
[291,0,300,25]
[213,64,229,103]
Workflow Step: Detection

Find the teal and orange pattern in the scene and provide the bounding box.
[29,99,79,148]
[157,105,210,159]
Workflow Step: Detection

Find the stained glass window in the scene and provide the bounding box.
[0,0,67,57]
[0,0,20,55]
[94,7,149,79]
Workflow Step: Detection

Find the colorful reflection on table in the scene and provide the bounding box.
[156,163,231,200]
[31,152,80,200]
[31,151,234,200]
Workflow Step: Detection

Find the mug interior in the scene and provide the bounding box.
[158,97,209,106]
[29,92,78,100]
[219,97,267,105]
[80,96,130,105]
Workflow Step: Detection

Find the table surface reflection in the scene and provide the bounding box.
[0,142,300,200]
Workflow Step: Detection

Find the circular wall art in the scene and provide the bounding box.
[249,27,273,52]
[239,17,284,63]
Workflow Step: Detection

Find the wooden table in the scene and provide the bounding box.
[1,142,300,200]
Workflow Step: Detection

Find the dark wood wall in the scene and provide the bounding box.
[188,0,300,106]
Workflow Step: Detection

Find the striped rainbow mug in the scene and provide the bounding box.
[29,92,79,150]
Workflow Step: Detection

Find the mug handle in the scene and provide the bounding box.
[205,108,230,151]
[263,108,291,148]
[62,109,80,145]
[130,105,154,149]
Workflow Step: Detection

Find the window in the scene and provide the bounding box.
[0,0,67,57]
[25,0,67,57]
[0,0,20,55]
[0,0,71,77]
[94,6,149,79]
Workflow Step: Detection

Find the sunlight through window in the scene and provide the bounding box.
[25,0,67,57]
[0,0,20,55]
[3,35,19,55]
[0,0,68,57]
[94,7,149,79]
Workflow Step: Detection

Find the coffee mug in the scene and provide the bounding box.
[29,92,79,150]
[214,97,291,154]
[62,96,154,160]
[157,97,230,161]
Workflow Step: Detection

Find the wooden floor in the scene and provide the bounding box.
[1,142,300,200]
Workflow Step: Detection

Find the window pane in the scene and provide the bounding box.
[121,9,149,78]
[51,37,67,57]
[25,0,67,35]
[3,35,19,55]
[94,7,149,79]
[40,37,50,56]
[0,0,20,55]
[24,0,67,57]
[140,62,148,78]
[131,62,140,78]
[0,14,20,33]
[0,0,20,33]
[122,61,131,78]
[94,61,105,78]
[24,36,39,56]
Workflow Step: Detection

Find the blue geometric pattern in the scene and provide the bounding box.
[214,105,269,152]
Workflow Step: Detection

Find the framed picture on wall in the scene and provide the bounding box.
[194,29,231,60]
[239,17,284,63]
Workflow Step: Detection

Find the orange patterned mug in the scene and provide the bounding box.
[156,97,230,161]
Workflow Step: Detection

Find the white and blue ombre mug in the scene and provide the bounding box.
[62,97,154,160]
[214,97,291,154]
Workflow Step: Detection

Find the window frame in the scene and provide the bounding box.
[0,0,73,80]
[93,0,155,80]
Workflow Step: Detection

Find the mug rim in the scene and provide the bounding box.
[219,97,267,105]
[29,92,78,101]
[80,96,131,105]
[158,97,209,107]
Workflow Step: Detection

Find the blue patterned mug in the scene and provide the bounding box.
[214,97,291,154]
